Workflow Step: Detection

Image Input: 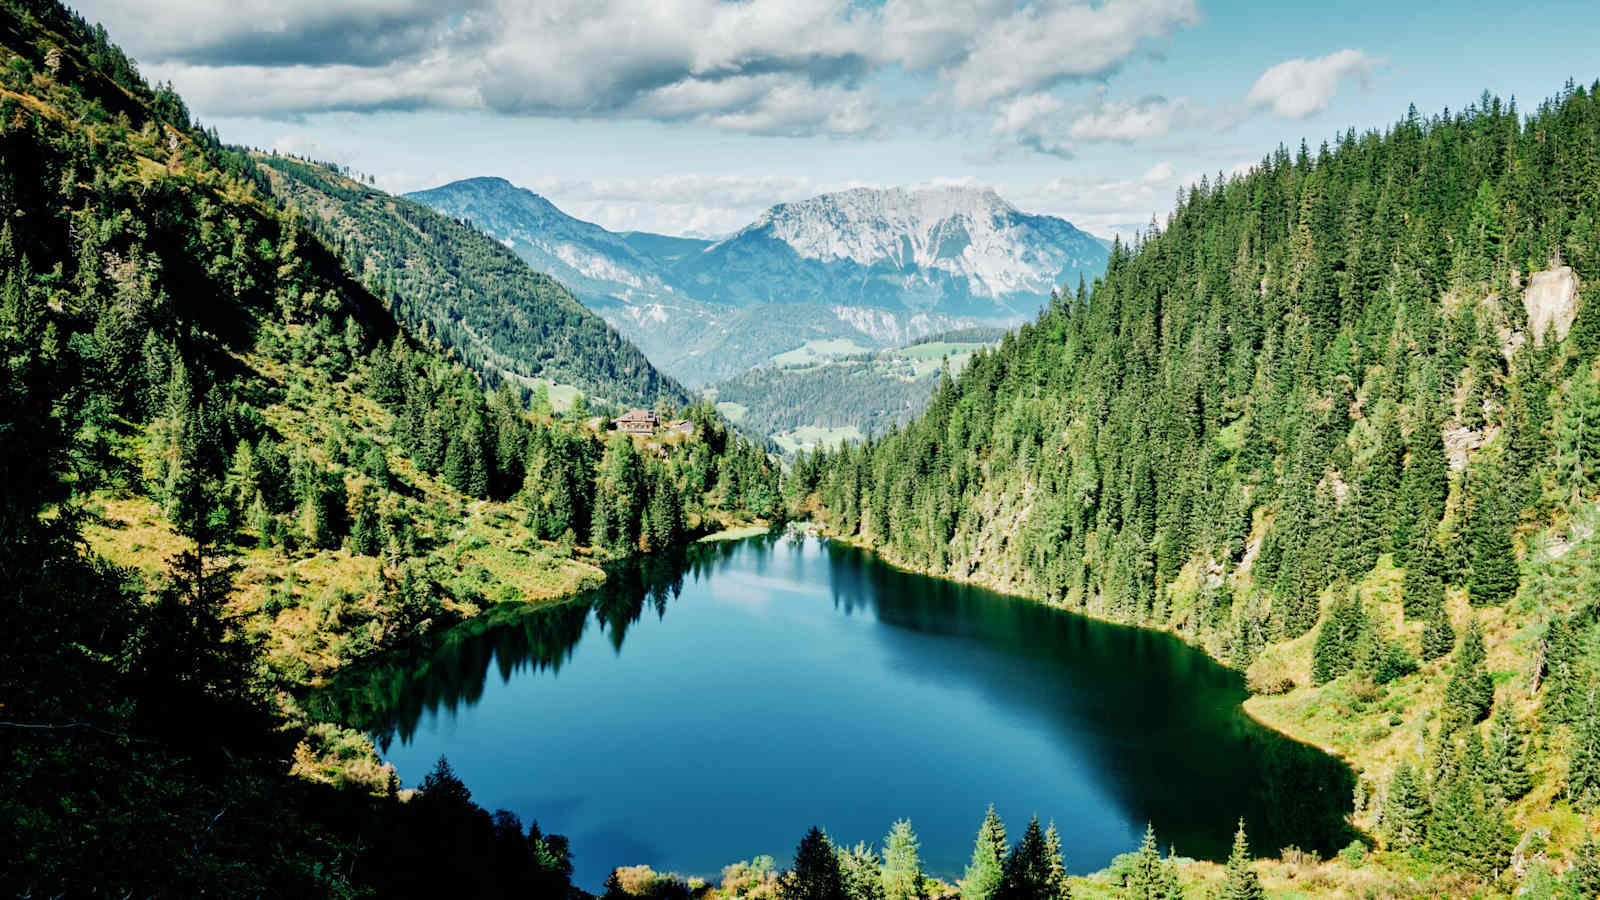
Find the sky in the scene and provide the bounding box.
[73,0,1600,240]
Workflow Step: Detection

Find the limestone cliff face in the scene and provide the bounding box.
[1524,265,1581,346]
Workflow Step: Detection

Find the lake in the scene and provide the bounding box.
[319,534,1352,890]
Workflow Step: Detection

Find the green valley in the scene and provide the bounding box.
[707,328,1005,452]
[11,0,1600,898]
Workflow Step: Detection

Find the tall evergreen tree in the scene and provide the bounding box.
[1401,532,1446,620]
[1465,498,1520,606]
[1312,590,1363,684]
[882,820,926,900]
[837,842,886,900]
[1421,596,1456,661]
[1443,619,1495,728]
[1568,688,1600,811]
[1122,824,1181,900]
[1381,761,1429,850]
[1042,822,1069,900]
[1217,821,1263,900]
[1487,701,1532,801]
[783,827,847,900]
[962,805,1008,900]
[998,817,1051,900]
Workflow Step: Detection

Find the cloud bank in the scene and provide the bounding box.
[77,0,1200,138]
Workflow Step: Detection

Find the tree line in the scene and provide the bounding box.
[795,80,1600,886]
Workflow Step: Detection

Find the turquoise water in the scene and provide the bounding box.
[322,534,1351,890]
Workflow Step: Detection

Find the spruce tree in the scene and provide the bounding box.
[1421,597,1456,661]
[246,489,273,549]
[783,827,846,900]
[837,841,886,900]
[1351,415,1403,570]
[882,819,926,900]
[1401,533,1445,620]
[1443,619,1494,728]
[1568,691,1600,811]
[350,484,382,556]
[1043,822,1069,900]
[442,430,469,493]
[1428,739,1513,878]
[998,817,1051,900]
[962,806,1008,900]
[1312,591,1362,684]
[1122,824,1180,900]
[1466,503,1519,606]
[1396,409,1448,563]
[1381,761,1429,850]
[1486,702,1532,801]
[1216,820,1262,900]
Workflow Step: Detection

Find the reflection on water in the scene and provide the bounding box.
[315,535,1354,889]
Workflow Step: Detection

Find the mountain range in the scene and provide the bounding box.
[407,178,1108,385]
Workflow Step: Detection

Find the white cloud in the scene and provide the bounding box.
[1247,49,1379,119]
[945,0,1200,108]
[1141,161,1176,183]
[77,0,1202,138]
[989,92,1074,158]
[1016,161,1185,236]
[1067,95,1198,142]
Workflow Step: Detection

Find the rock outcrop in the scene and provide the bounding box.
[1524,266,1581,346]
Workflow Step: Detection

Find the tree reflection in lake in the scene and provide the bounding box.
[313,534,1354,889]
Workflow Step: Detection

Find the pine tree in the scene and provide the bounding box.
[882,819,926,900]
[1421,597,1456,661]
[350,483,382,556]
[1401,533,1445,620]
[1312,591,1362,684]
[1568,686,1600,811]
[1443,619,1494,728]
[1122,824,1180,900]
[1428,739,1513,877]
[998,817,1051,900]
[783,827,847,900]
[1217,821,1263,900]
[837,842,885,900]
[1487,702,1532,801]
[962,806,1008,900]
[1351,415,1403,570]
[1466,502,1519,606]
[1381,760,1429,849]
[1043,822,1069,900]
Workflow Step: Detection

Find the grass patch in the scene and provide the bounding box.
[770,338,873,367]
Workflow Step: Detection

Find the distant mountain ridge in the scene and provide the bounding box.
[405,179,1108,385]
[688,185,1106,316]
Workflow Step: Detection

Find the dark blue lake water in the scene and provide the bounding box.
[320,534,1350,890]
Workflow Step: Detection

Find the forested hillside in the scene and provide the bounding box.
[259,157,690,407]
[0,1,777,895]
[800,83,1600,894]
[709,330,1003,451]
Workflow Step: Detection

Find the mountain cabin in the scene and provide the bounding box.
[615,408,660,434]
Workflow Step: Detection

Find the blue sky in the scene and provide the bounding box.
[75,0,1600,239]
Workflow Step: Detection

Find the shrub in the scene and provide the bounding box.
[1246,652,1296,695]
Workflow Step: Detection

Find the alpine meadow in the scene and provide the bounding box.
[7,0,1600,898]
